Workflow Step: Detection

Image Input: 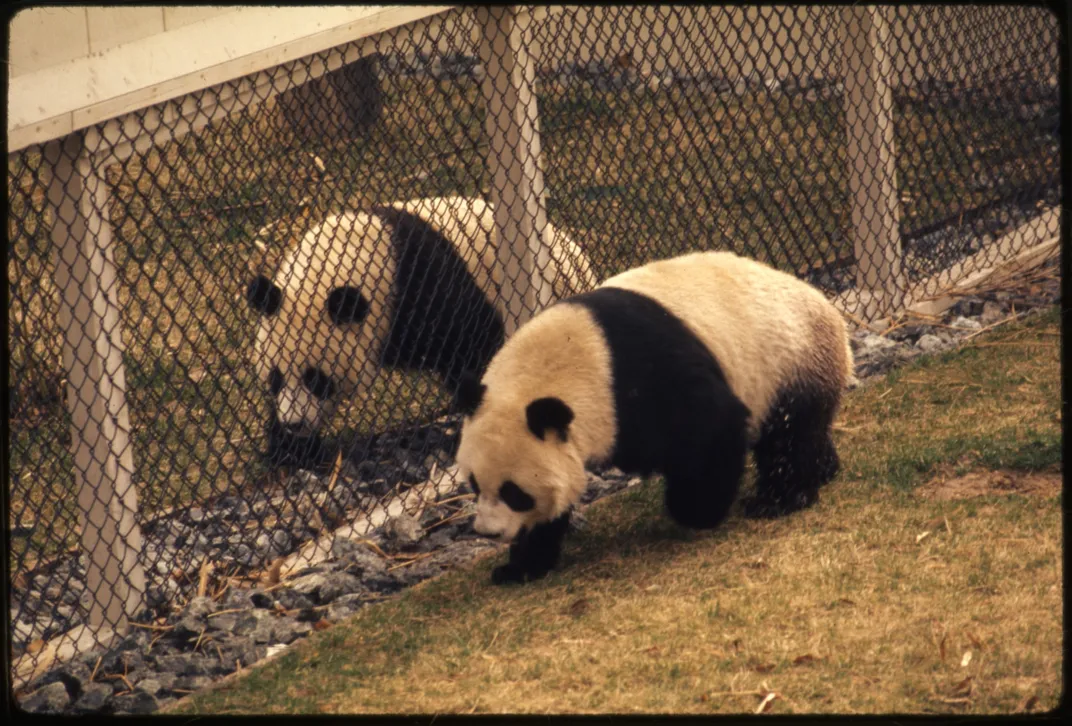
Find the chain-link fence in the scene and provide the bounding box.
[7,5,1061,692]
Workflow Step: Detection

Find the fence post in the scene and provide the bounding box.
[840,6,905,320]
[43,133,146,635]
[476,6,554,336]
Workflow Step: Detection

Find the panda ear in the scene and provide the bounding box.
[526,397,574,442]
[247,275,283,316]
[454,372,486,417]
[326,286,370,325]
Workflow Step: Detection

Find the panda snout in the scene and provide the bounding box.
[265,419,336,471]
[278,421,313,437]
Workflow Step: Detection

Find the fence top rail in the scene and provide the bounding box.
[7,5,454,154]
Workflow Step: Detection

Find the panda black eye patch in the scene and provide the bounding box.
[247,275,283,316]
[499,480,535,512]
[302,367,336,400]
[468,473,480,496]
[267,367,284,396]
[326,286,370,325]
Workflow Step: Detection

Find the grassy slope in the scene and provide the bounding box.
[176,306,1063,715]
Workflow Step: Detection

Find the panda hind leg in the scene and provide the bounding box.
[745,385,840,519]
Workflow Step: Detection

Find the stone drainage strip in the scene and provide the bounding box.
[13,280,1059,715]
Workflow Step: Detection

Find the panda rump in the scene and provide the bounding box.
[454,250,853,584]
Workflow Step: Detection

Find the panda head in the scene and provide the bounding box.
[454,373,584,542]
[246,213,397,460]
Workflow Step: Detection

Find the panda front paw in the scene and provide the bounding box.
[491,563,524,585]
[491,563,536,585]
[490,560,554,585]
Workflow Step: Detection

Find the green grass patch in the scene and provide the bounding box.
[173,308,1061,715]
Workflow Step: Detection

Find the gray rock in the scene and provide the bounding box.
[229,504,253,522]
[316,572,365,604]
[326,595,365,621]
[206,612,239,633]
[218,644,261,672]
[271,530,292,552]
[222,589,257,610]
[173,674,214,692]
[384,514,423,547]
[187,507,214,524]
[338,547,389,577]
[951,316,983,331]
[917,334,945,353]
[250,619,276,644]
[21,680,71,712]
[330,536,367,559]
[887,324,931,343]
[290,570,363,604]
[952,298,985,317]
[136,677,165,696]
[115,691,159,714]
[231,612,260,636]
[153,654,209,677]
[289,572,328,598]
[980,301,1005,325]
[232,544,255,566]
[152,671,177,692]
[854,334,898,355]
[274,589,314,611]
[171,614,204,639]
[273,619,313,645]
[186,595,216,618]
[420,529,456,552]
[74,682,113,711]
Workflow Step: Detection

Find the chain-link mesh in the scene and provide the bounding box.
[7,5,1060,691]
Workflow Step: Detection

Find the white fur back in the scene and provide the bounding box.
[385,196,598,322]
[601,250,853,437]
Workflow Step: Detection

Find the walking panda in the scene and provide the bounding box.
[246,195,597,467]
[453,250,854,584]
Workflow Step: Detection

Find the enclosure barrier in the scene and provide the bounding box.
[7,5,1061,693]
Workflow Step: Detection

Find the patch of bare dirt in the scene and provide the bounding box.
[919,468,1062,501]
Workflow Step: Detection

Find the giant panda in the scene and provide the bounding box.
[246,195,597,468]
[453,250,854,584]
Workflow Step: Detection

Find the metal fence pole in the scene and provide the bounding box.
[477,5,555,335]
[840,6,905,321]
[44,133,146,634]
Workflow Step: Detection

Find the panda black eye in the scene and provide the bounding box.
[302,367,335,400]
[468,473,480,496]
[267,367,284,396]
[499,480,535,512]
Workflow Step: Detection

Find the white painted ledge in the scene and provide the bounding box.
[8,5,452,153]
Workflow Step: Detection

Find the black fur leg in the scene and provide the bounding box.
[746,385,840,519]
[265,419,338,472]
[491,512,571,585]
[662,375,750,530]
[816,434,840,487]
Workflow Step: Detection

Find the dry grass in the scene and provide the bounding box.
[173,307,1061,715]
